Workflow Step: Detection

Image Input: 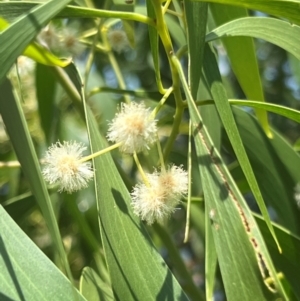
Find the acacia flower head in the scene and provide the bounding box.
[61,28,85,57]
[42,141,93,193]
[107,29,129,53]
[131,165,188,224]
[38,25,84,57]
[16,56,35,77]
[107,102,157,153]
[38,24,61,51]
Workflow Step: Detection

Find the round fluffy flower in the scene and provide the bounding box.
[131,165,188,224]
[157,165,189,200]
[42,141,93,193]
[61,28,85,57]
[38,24,61,51]
[38,25,84,57]
[107,102,157,153]
[107,29,129,53]
[16,56,35,77]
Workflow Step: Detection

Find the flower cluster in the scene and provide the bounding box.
[107,102,157,154]
[38,24,84,57]
[131,165,188,224]
[42,141,93,193]
[41,106,186,226]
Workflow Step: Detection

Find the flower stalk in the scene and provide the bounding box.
[79,142,122,163]
[150,0,185,159]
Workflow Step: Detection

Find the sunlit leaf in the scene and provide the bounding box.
[146,0,165,93]
[224,106,300,234]
[0,0,73,83]
[0,2,154,25]
[210,4,271,137]
[200,44,282,250]
[172,52,288,300]
[184,4,219,300]
[0,205,86,301]
[206,17,300,61]
[35,64,57,142]
[80,267,114,301]
[0,17,70,69]
[254,213,300,300]
[192,0,300,26]
[61,62,191,300]
[0,0,74,279]
[199,99,300,124]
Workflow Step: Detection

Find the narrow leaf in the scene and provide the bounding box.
[146,0,165,93]
[184,2,208,99]
[85,107,189,300]
[210,4,271,137]
[225,106,300,233]
[199,99,300,124]
[254,213,300,300]
[0,2,154,25]
[80,267,114,301]
[201,44,281,251]
[36,64,57,142]
[0,0,73,83]
[184,4,219,300]
[206,17,300,61]
[59,62,191,300]
[0,17,69,67]
[0,78,72,279]
[192,0,300,26]
[205,208,218,301]
[172,53,288,300]
[0,205,86,301]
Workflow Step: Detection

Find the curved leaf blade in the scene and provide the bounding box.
[80,267,114,301]
[224,106,300,234]
[199,99,300,124]
[0,206,86,301]
[146,0,164,94]
[172,53,288,300]
[200,44,282,251]
[210,5,271,137]
[85,106,189,300]
[0,78,72,279]
[185,1,207,99]
[254,213,300,300]
[0,2,154,25]
[62,61,191,299]
[206,17,300,61]
[36,64,57,142]
[184,4,219,300]
[229,100,300,123]
[0,15,71,68]
[0,0,73,83]
[192,0,300,26]
[24,42,71,67]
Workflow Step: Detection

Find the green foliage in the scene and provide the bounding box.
[0,206,86,301]
[0,0,300,301]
